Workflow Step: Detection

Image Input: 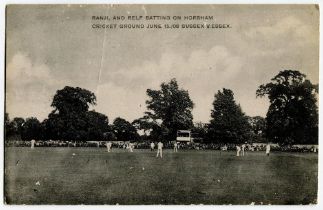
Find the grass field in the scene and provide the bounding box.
[4,147,318,205]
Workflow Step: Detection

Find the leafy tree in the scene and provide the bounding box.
[131,116,162,140]
[44,111,111,141]
[145,78,194,141]
[45,86,109,141]
[86,111,110,140]
[4,113,10,138]
[6,117,25,140]
[256,70,318,145]
[51,86,96,115]
[103,131,117,141]
[132,116,153,136]
[42,113,65,140]
[21,117,42,140]
[191,122,208,142]
[207,88,251,144]
[247,116,266,143]
[11,117,25,133]
[132,117,168,141]
[112,117,139,141]
[45,111,87,141]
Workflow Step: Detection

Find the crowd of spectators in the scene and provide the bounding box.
[5,140,318,153]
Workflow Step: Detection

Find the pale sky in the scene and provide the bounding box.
[6,4,319,123]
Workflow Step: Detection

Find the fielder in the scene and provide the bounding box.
[236,145,241,156]
[31,139,36,149]
[156,141,163,158]
[174,142,178,152]
[150,142,155,151]
[241,143,246,156]
[129,143,134,152]
[106,141,112,152]
[266,143,271,156]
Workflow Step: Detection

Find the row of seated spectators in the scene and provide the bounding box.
[5,140,318,152]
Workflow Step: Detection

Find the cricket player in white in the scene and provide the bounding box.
[266,143,271,156]
[236,145,241,156]
[174,142,178,152]
[106,141,112,152]
[31,139,36,149]
[150,142,155,151]
[241,144,246,156]
[129,143,134,152]
[156,141,163,158]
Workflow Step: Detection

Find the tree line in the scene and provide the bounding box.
[5,70,318,145]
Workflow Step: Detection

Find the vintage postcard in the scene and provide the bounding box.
[4,4,319,205]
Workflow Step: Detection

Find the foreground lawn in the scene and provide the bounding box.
[4,147,318,205]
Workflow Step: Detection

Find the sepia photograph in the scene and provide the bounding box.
[4,4,319,205]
